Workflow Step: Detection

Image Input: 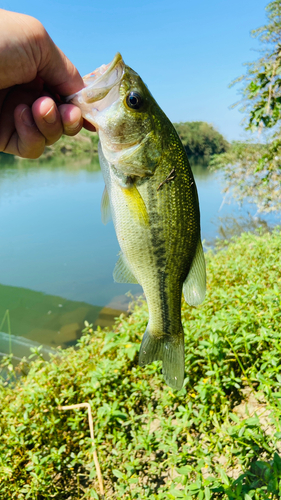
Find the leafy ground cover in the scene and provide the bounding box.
[0,229,281,499]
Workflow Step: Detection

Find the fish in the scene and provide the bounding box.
[67,53,206,390]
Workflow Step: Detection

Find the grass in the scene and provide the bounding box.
[0,229,281,499]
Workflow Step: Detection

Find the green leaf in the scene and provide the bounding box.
[112,469,124,479]
[204,486,211,500]
[89,489,99,499]
[219,469,230,486]
[244,494,252,500]
[176,466,192,475]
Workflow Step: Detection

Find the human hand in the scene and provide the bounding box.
[0,9,93,159]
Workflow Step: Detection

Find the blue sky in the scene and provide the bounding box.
[4,0,270,140]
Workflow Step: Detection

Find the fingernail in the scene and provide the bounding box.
[66,120,81,131]
[43,105,57,124]
[20,107,35,127]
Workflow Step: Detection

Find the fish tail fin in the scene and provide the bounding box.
[138,326,185,390]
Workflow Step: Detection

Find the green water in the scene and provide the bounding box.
[0,283,101,348]
[0,155,278,356]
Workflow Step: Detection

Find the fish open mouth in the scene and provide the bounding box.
[66,53,125,104]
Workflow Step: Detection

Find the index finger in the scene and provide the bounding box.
[36,27,84,96]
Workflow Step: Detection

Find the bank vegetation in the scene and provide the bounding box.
[1,229,281,499]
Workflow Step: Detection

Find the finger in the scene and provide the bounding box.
[37,30,84,96]
[32,97,63,146]
[58,104,83,136]
[0,11,84,96]
[0,84,42,153]
[0,89,9,114]
[83,119,96,132]
[4,104,45,158]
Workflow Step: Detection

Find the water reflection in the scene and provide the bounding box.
[0,283,102,348]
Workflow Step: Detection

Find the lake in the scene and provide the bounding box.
[0,155,279,358]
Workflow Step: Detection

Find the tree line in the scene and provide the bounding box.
[0,121,229,164]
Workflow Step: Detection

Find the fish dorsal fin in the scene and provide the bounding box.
[183,240,206,306]
[113,252,139,284]
[101,185,111,225]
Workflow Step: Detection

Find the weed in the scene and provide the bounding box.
[0,229,281,498]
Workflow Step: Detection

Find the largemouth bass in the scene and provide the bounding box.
[67,53,206,390]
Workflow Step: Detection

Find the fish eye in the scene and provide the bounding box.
[126,92,143,110]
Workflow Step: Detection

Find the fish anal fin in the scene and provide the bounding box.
[183,240,206,306]
[138,327,184,390]
[113,252,138,284]
[101,185,111,225]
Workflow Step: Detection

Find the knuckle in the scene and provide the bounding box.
[19,138,45,159]
[27,16,46,38]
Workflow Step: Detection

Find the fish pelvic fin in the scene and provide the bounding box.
[113,251,138,284]
[138,327,185,390]
[183,239,206,306]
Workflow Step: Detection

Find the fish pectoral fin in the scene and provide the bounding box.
[101,186,112,225]
[138,327,185,390]
[113,252,139,284]
[121,183,149,226]
[183,240,206,306]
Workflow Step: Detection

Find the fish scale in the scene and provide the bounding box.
[143,147,197,334]
[69,53,206,390]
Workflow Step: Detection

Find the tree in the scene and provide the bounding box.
[236,0,281,131]
[211,0,281,213]
[173,121,229,158]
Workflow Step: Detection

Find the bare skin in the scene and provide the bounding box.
[0,9,94,159]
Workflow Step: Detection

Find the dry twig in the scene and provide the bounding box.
[58,403,105,499]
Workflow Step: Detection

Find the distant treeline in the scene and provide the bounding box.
[173,121,229,157]
[0,130,99,164]
[42,129,99,161]
[0,121,229,164]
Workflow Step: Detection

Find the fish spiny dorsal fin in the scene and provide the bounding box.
[101,185,112,225]
[183,240,206,306]
[113,252,139,284]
